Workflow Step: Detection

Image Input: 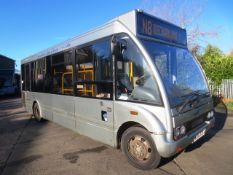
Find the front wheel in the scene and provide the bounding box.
[121,127,161,170]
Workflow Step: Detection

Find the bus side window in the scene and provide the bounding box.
[115,34,162,105]
[25,64,30,91]
[44,56,53,93]
[51,51,73,95]
[31,58,46,92]
[75,46,94,97]
[75,39,113,99]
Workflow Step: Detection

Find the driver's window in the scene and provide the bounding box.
[115,34,162,105]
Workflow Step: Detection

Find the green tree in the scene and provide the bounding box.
[201,45,233,85]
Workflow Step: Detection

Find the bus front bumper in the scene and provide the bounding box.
[152,117,215,158]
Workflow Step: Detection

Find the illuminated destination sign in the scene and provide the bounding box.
[137,12,187,46]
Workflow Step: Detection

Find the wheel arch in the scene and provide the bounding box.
[115,109,167,149]
[116,121,147,149]
[32,100,42,118]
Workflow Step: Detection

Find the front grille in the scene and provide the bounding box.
[186,113,207,133]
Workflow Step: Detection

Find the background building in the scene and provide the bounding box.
[0,54,20,95]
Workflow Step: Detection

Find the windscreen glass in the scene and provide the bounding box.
[141,40,209,107]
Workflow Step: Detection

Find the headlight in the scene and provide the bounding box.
[180,125,186,135]
[174,125,186,140]
[175,127,180,136]
[207,110,214,119]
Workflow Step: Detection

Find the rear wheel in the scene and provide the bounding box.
[33,103,42,122]
[121,127,161,170]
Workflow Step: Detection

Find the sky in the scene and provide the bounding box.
[0,0,232,70]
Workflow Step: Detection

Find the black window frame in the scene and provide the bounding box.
[113,33,164,107]
[74,36,113,100]
[51,49,74,96]
[24,63,31,91]
[21,36,115,99]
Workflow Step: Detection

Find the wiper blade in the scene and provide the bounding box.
[177,91,202,113]
[201,91,211,97]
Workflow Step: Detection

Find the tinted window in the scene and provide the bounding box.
[51,51,73,95]
[93,41,112,81]
[75,39,112,99]
[44,56,53,93]
[31,58,45,92]
[25,64,30,91]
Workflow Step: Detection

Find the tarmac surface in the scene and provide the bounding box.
[0,96,233,175]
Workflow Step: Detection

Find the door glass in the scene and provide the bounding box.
[115,34,162,105]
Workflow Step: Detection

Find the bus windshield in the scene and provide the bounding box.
[141,39,209,108]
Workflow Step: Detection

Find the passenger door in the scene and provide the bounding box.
[74,38,114,146]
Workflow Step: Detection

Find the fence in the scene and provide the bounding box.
[209,79,233,99]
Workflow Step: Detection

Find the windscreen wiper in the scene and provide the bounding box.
[177,91,203,113]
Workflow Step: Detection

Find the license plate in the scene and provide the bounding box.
[192,129,206,143]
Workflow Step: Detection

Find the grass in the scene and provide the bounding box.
[226,101,233,110]
[223,99,233,111]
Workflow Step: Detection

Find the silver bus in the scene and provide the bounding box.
[21,10,215,170]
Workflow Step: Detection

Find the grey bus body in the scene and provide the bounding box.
[21,10,215,169]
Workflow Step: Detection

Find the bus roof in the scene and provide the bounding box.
[22,9,187,64]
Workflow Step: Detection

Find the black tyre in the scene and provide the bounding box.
[33,103,42,122]
[121,127,161,170]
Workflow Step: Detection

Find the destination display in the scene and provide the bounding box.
[137,12,187,46]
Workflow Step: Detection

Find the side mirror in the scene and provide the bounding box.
[111,36,127,56]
